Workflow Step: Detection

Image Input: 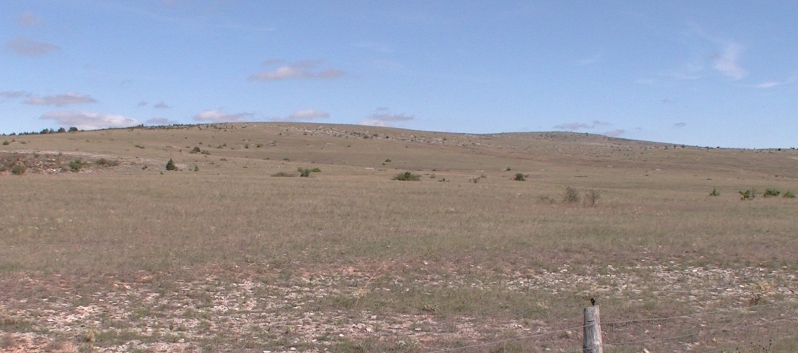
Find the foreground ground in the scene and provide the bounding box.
[1,123,797,352]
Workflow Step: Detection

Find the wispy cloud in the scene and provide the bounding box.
[137,101,148,107]
[674,122,686,128]
[193,109,252,123]
[146,117,179,125]
[711,41,747,80]
[603,129,625,137]
[754,81,779,89]
[553,120,612,131]
[5,37,60,56]
[0,91,30,99]
[154,102,171,109]
[24,93,97,107]
[578,52,603,66]
[287,109,329,120]
[40,111,140,130]
[19,10,42,27]
[248,60,346,81]
[359,108,414,127]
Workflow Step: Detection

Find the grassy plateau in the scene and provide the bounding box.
[1,122,797,352]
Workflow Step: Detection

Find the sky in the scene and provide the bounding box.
[1,1,796,148]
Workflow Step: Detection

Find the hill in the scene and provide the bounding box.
[1,123,797,352]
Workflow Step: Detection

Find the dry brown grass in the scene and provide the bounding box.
[1,123,797,352]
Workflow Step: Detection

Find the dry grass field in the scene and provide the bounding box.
[1,122,797,352]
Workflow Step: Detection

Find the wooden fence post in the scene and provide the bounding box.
[583,305,603,353]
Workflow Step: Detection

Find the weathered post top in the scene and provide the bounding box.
[583,305,603,353]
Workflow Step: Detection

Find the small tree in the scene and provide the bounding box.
[165,159,178,171]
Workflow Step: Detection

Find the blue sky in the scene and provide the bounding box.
[1,1,796,148]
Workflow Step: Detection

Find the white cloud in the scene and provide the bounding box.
[712,41,747,80]
[40,111,140,130]
[19,11,42,27]
[193,109,252,123]
[24,92,97,106]
[358,108,414,127]
[602,129,625,137]
[248,61,346,81]
[154,102,171,109]
[288,109,329,120]
[5,37,60,56]
[146,117,179,125]
[359,119,391,127]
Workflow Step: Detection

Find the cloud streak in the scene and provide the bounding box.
[193,109,253,123]
[553,120,612,131]
[359,108,414,127]
[40,111,140,130]
[287,109,329,120]
[24,92,97,107]
[5,37,60,56]
[19,11,42,27]
[248,60,346,81]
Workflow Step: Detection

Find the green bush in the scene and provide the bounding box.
[69,159,86,172]
[2,141,9,146]
[190,146,202,154]
[562,186,580,203]
[393,172,420,181]
[165,159,177,171]
[764,188,781,198]
[297,168,312,177]
[311,167,322,173]
[709,188,721,197]
[784,190,796,198]
[514,173,525,181]
[10,165,26,175]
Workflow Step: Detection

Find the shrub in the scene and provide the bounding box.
[95,158,120,167]
[393,172,420,181]
[68,127,78,132]
[311,167,322,173]
[165,159,177,171]
[513,173,525,181]
[784,191,796,198]
[2,141,8,145]
[385,159,392,163]
[10,165,26,175]
[584,189,600,206]
[297,168,312,177]
[709,188,721,197]
[739,188,757,200]
[562,186,580,203]
[763,188,780,198]
[57,127,66,133]
[190,146,202,154]
[271,172,295,177]
[193,165,199,172]
[69,159,86,172]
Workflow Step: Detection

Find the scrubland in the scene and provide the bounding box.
[1,123,797,352]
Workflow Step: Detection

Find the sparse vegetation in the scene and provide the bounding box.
[513,173,525,181]
[393,171,420,181]
[271,171,295,177]
[710,187,721,197]
[95,158,120,167]
[562,186,580,203]
[584,189,600,206]
[763,188,780,198]
[1,141,8,146]
[190,146,202,154]
[165,159,177,171]
[10,165,26,175]
[298,167,312,177]
[739,188,757,200]
[784,190,796,198]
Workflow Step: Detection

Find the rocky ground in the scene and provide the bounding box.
[1,262,796,353]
